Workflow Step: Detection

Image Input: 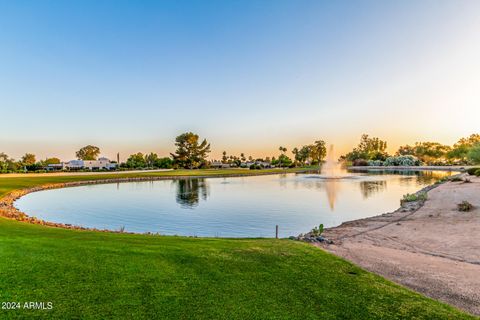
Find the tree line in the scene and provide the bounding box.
[4,131,477,173]
[340,133,480,166]
[0,132,328,173]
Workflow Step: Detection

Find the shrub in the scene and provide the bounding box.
[401,192,427,205]
[367,160,383,166]
[384,155,421,166]
[466,167,480,175]
[310,224,324,237]
[475,169,480,176]
[457,201,473,212]
[352,159,368,166]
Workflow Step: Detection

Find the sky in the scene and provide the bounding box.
[1,0,480,161]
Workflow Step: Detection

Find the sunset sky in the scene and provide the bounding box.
[1,0,480,161]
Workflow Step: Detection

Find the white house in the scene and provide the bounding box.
[64,158,117,170]
[83,157,116,170]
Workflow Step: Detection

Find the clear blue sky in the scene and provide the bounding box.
[1,0,479,161]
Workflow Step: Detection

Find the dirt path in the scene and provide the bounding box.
[319,175,480,315]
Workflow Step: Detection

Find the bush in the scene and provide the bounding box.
[457,201,473,212]
[367,160,383,166]
[384,155,421,166]
[401,192,427,205]
[475,169,480,176]
[466,167,480,175]
[352,159,368,166]
[310,224,324,237]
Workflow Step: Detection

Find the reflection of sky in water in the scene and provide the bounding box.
[15,170,454,238]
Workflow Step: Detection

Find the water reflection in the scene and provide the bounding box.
[173,178,210,208]
[359,180,387,199]
[324,179,339,210]
[16,170,458,237]
[295,169,453,209]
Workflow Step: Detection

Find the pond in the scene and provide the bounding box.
[14,170,454,238]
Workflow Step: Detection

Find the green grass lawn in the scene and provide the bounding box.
[0,169,475,319]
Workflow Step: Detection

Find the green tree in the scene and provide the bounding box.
[76,145,100,160]
[145,152,159,168]
[171,132,211,169]
[412,142,450,164]
[310,140,327,165]
[448,134,480,163]
[272,154,292,167]
[222,151,228,164]
[125,153,147,168]
[344,134,389,161]
[292,147,299,163]
[0,153,20,172]
[0,153,9,172]
[44,157,61,165]
[467,143,480,164]
[396,145,416,156]
[21,153,36,166]
[154,157,174,169]
[299,145,312,164]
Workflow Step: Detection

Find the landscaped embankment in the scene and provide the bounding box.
[320,174,480,315]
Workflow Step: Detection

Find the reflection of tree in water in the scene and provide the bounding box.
[174,178,209,208]
[396,171,453,187]
[359,180,387,199]
[353,169,453,187]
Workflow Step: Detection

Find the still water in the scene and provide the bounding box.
[15,170,453,237]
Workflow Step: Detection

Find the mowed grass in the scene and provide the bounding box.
[0,220,474,320]
[0,169,475,319]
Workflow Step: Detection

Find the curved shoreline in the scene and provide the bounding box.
[0,170,302,233]
[1,168,458,235]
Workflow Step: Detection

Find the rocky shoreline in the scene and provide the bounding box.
[292,175,451,245]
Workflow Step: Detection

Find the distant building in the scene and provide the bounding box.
[65,160,84,170]
[47,158,118,171]
[83,157,116,170]
[210,161,231,169]
[240,161,274,168]
[46,163,65,171]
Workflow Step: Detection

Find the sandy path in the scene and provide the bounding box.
[320,175,480,315]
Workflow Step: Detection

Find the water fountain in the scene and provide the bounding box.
[321,145,344,178]
[307,145,353,179]
[305,145,355,210]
